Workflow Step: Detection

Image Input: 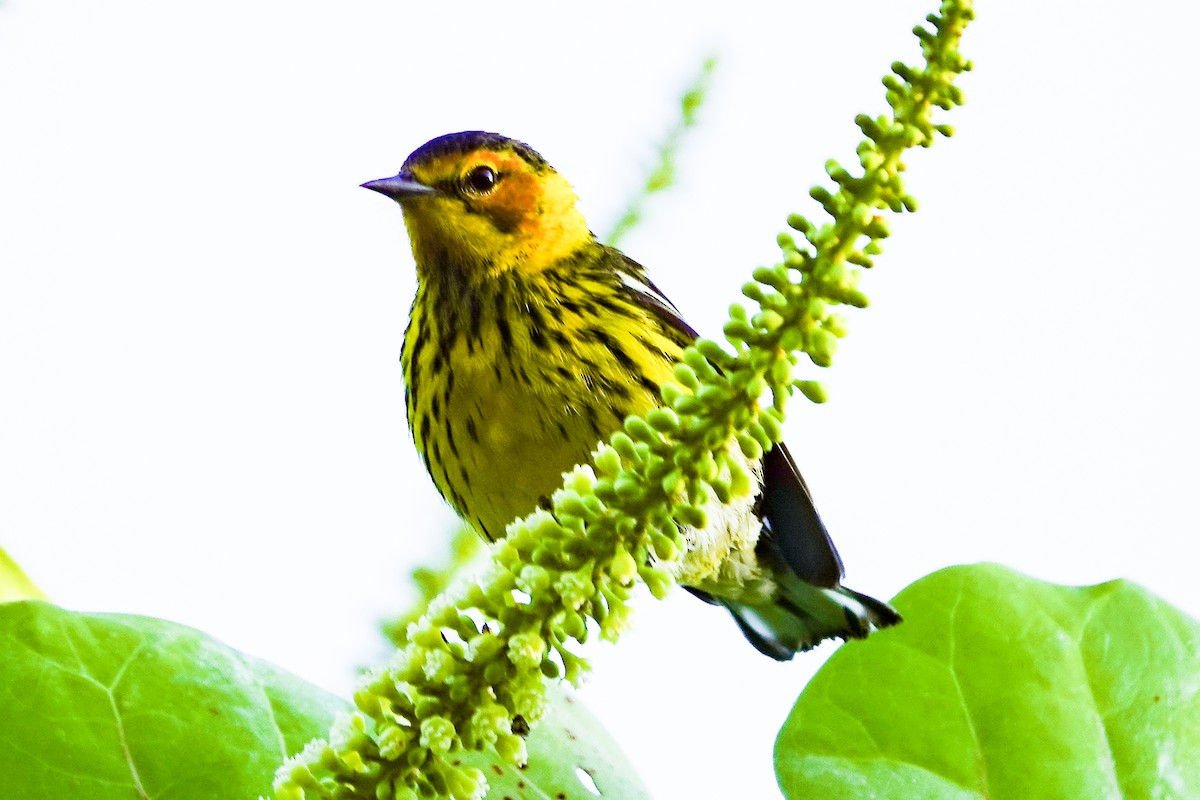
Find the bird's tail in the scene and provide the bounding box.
[698,444,901,661]
[714,528,902,660]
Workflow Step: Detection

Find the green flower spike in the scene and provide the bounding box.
[273,2,973,798]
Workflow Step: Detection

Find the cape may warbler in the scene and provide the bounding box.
[363,131,899,659]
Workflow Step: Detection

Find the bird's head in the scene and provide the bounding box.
[363,131,592,283]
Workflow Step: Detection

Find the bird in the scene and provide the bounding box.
[362,131,900,660]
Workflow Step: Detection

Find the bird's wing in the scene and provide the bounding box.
[609,249,700,344]
[759,442,844,587]
[611,247,845,589]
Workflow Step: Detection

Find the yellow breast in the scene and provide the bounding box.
[402,256,684,540]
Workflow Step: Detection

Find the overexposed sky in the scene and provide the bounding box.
[2,2,1198,798]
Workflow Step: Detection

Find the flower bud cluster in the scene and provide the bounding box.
[273,3,972,797]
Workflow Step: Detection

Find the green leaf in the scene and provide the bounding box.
[775,564,1200,799]
[0,547,46,602]
[460,684,652,799]
[0,600,350,799]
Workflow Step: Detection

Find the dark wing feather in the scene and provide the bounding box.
[759,443,844,588]
[610,247,845,590]
[609,249,700,343]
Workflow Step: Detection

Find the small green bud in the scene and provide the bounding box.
[352,687,383,716]
[624,416,660,444]
[683,347,719,380]
[740,281,766,304]
[723,317,755,342]
[411,626,446,649]
[613,474,643,501]
[552,491,590,520]
[483,660,509,685]
[755,309,784,331]
[697,382,730,407]
[507,631,547,669]
[805,327,837,367]
[796,380,828,404]
[468,701,508,745]
[422,649,457,683]
[778,327,804,352]
[673,362,700,389]
[752,265,789,291]
[517,565,550,595]
[425,765,447,795]
[783,249,806,269]
[845,288,870,308]
[651,532,678,561]
[660,468,684,497]
[671,394,702,415]
[610,548,638,585]
[593,445,621,476]
[419,716,456,755]
[468,633,504,663]
[736,431,763,460]
[554,568,595,608]
[696,338,735,369]
[759,409,783,442]
[729,459,753,496]
[549,512,579,537]
[414,696,442,718]
[495,733,527,766]
[645,407,679,433]
[444,766,486,800]
[614,431,643,462]
[639,566,675,600]
[592,477,616,503]
[552,609,586,640]
[826,313,849,338]
[660,382,687,407]
[786,212,811,233]
[847,251,873,268]
[377,724,411,760]
[285,761,320,788]
[644,454,670,483]
[565,465,597,494]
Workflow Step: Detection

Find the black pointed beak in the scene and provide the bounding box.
[360,172,437,200]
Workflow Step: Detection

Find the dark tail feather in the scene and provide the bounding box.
[706,444,901,661]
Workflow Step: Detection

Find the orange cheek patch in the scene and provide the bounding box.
[486,171,541,234]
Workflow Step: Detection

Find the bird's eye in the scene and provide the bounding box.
[462,166,498,195]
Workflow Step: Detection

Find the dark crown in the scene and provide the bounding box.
[402,131,549,172]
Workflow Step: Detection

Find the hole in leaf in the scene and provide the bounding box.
[574,767,601,796]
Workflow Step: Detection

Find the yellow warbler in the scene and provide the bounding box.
[363,131,898,659]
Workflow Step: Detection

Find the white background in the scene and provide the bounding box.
[2,1,1198,798]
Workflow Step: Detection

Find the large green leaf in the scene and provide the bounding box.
[775,563,1200,799]
[0,600,349,799]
